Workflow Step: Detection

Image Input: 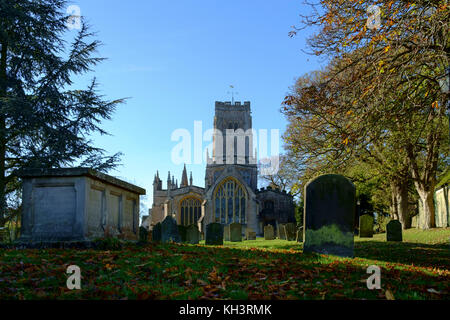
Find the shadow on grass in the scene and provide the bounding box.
[355,241,450,269]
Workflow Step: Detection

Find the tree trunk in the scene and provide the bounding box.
[390,184,399,220]
[417,187,436,229]
[391,178,410,229]
[0,41,7,227]
[396,178,411,229]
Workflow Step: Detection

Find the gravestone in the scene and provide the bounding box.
[205,223,223,245]
[359,215,374,238]
[139,226,149,243]
[303,174,355,257]
[229,223,242,242]
[285,223,297,241]
[246,228,256,240]
[186,224,200,244]
[264,225,275,240]
[278,224,287,240]
[161,216,181,243]
[152,223,162,242]
[0,228,8,242]
[386,220,402,242]
[223,224,231,241]
[178,225,187,242]
[296,227,303,242]
[147,230,152,242]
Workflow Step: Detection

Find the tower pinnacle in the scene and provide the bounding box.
[181,164,188,187]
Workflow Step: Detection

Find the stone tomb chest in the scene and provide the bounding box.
[18,168,146,242]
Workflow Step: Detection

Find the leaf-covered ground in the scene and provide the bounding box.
[0,229,449,300]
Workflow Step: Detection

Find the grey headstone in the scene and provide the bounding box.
[264,225,275,240]
[386,220,402,241]
[186,224,200,244]
[223,224,230,241]
[246,228,256,240]
[161,216,181,243]
[278,224,287,240]
[205,223,223,245]
[285,223,296,241]
[296,227,303,242]
[152,223,162,242]
[178,225,187,242]
[229,223,242,242]
[359,215,374,238]
[303,174,355,257]
[139,226,149,243]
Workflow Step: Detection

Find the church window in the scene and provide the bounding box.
[179,197,202,226]
[213,178,247,224]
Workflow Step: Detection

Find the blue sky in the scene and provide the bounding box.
[67,0,322,213]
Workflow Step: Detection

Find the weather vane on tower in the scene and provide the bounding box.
[227,85,238,104]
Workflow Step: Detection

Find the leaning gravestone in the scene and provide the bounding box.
[303,174,355,257]
[139,226,149,243]
[359,215,374,238]
[264,225,275,240]
[205,223,223,245]
[178,225,187,242]
[230,223,242,242]
[278,224,287,240]
[161,216,181,243]
[246,228,256,240]
[386,220,402,242]
[285,223,297,241]
[186,224,200,244]
[223,224,231,241]
[152,223,162,242]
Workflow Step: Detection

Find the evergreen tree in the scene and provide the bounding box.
[0,0,124,226]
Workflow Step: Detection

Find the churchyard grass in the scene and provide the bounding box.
[0,228,448,300]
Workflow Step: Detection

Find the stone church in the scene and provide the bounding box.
[147,101,295,236]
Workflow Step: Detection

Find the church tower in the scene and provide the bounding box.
[205,101,258,191]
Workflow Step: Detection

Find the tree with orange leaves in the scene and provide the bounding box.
[286,1,449,229]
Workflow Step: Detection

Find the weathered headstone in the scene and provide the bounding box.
[386,220,402,242]
[285,223,296,241]
[0,228,8,242]
[303,174,355,257]
[139,226,149,243]
[229,223,242,242]
[359,215,374,238]
[246,228,256,240]
[186,224,200,244]
[152,223,162,242]
[178,225,187,242]
[278,224,287,240]
[296,227,303,242]
[161,216,181,243]
[205,223,223,245]
[223,224,231,241]
[264,225,275,240]
[147,230,152,242]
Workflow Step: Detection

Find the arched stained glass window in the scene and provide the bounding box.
[179,197,202,226]
[213,178,246,224]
